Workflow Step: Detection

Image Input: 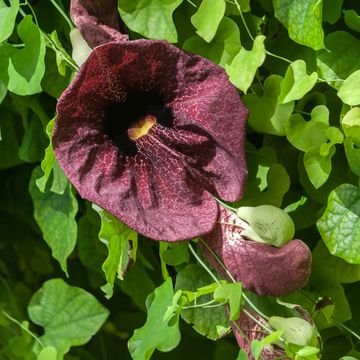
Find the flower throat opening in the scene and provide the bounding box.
[103,92,173,155]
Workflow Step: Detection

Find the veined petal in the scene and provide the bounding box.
[54,41,248,241]
[201,206,311,295]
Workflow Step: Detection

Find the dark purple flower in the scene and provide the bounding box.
[232,310,289,360]
[201,206,311,296]
[53,40,248,241]
[70,0,128,48]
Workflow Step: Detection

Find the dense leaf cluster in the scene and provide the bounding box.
[1,0,360,359]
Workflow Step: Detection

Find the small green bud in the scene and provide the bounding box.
[269,316,314,346]
[236,205,295,247]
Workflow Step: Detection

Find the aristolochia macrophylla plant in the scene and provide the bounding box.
[53,1,248,241]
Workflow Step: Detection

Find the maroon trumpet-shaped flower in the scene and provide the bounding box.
[70,0,128,47]
[201,206,311,296]
[53,40,248,241]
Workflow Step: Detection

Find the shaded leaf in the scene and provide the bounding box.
[29,167,78,273]
[273,0,324,50]
[322,0,343,24]
[28,279,109,356]
[118,0,183,43]
[18,113,47,163]
[0,108,22,169]
[344,9,360,33]
[191,0,225,43]
[225,35,266,93]
[312,241,360,284]
[317,183,360,264]
[128,278,181,360]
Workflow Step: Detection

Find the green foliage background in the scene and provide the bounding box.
[1,0,360,359]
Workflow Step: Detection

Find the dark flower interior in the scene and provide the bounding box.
[103,91,173,155]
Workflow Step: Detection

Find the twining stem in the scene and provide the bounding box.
[199,238,270,322]
[233,0,255,42]
[2,310,45,349]
[18,7,79,72]
[188,240,273,348]
[188,243,219,283]
[49,0,74,30]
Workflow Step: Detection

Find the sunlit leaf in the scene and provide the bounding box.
[317,184,360,264]
[244,75,294,135]
[128,278,181,360]
[278,59,318,103]
[273,0,324,50]
[225,35,266,93]
[118,0,183,43]
[191,0,225,43]
[0,0,19,43]
[338,70,360,106]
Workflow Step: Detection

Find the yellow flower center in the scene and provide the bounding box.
[127,115,157,140]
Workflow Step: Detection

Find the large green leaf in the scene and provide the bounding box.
[175,264,229,340]
[28,279,109,356]
[338,70,360,106]
[316,31,360,89]
[0,16,46,95]
[118,0,183,43]
[317,184,360,264]
[29,167,78,273]
[278,59,318,104]
[273,0,324,50]
[128,278,181,360]
[312,241,360,284]
[93,205,138,299]
[225,35,266,93]
[183,17,241,67]
[191,0,225,43]
[243,74,294,135]
[0,0,19,43]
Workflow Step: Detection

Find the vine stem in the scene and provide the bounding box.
[49,0,74,30]
[233,0,255,42]
[18,7,79,72]
[199,238,270,322]
[2,310,45,349]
